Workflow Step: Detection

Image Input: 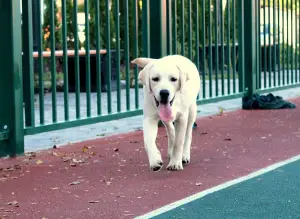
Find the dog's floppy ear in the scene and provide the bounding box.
[176,65,189,93]
[137,63,153,93]
[131,57,157,68]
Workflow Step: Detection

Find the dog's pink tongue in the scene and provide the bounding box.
[159,105,172,122]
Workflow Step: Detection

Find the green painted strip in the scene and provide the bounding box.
[50,0,57,122]
[105,0,112,114]
[22,0,35,128]
[73,0,81,119]
[214,0,219,97]
[61,0,69,121]
[84,0,91,117]
[95,0,102,116]
[201,0,206,99]
[187,0,192,60]
[220,0,225,95]
[180,0,185,56]
[208,0,212,98]
[172,0,177,54]
[133,0,139,109]
[115,0,121,112]
[124,0,130,111]
[37,0,44,124]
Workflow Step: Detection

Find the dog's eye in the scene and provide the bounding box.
[152,77,159,82]
[170,77,177,82]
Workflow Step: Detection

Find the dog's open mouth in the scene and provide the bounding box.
[154,96,175,107]
[154,96,175,122]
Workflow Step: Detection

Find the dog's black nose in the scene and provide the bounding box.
[159,89,170,104]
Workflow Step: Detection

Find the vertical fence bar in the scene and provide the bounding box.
[268,0,271,88]
[286,0,289,84]
[0,0,24,156]
[187,0,192,60]
[106,0,112,114]
[282,0,285,85]
[150,0,167,58]
[214,0,219,97]
[62,0,69,121]
[296,2,298,83]
[84,0,91,117]
[134,0,139,109]
[258,1,262,89]
[232,0,236,93]
[50,0,57,122]
[201,0,206,99]
[227,0,231,94]
[142,0,150,57]
[263,0,267,88]
[95,0,102,115]
[166,0,172,55]
[238,0,245,92]
[221,0,225,94]
[73,0,80,118]
[172,0,177,54]
[291,0,294,84]
[243,0,257,102]
[180,0,185,56]
[22,0,35,127]
[296,2,299,83]
[194,0,200,71]
[277,0,281,86]
[273,0,276,86]
[115,0,121,112]
[208,0,213,97]
[124,0,130,111]
[37,0,44,124]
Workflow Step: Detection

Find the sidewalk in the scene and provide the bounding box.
[1,97,300,219]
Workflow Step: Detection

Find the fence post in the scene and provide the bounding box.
[149,0,167,58]
[0,0,24,157]
[242,0,257,103]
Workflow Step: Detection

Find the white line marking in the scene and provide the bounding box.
[135,154,300,219]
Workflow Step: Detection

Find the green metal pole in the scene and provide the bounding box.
[0,0,24,157]
[242,0,257,104]
[149,0,167,58]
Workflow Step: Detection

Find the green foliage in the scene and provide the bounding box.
[280,43,300,68]
[42,0,62,50]
[65,0,76,49]
[88,0,116,49]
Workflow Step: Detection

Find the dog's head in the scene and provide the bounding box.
[131,57,187,121]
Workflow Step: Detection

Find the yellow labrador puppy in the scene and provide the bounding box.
[131,55,201,171]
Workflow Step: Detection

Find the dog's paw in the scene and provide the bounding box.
[149,151,163,172]
[182,154,190,165]
[150,161,163,172]
[166,159,183,171]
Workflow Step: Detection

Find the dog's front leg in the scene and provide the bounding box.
[143,117,163,171]
[166,113,188,171]
[163,121,175,159]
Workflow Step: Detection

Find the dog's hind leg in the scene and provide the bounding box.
[143,117,163,171]
[182,103,197,165]
[162,121,175,159]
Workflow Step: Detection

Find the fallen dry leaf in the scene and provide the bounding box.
[36,160,43,165]
[62,157,71,162]
[88,200,100,203]
[82,146,89,153]
[50,187,59,190]
[7,201,19,207]
[69,181,80,185]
